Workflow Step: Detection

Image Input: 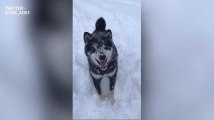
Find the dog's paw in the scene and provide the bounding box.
[99,95,105,101]
[108,90,115,105]
[109,98,115,105]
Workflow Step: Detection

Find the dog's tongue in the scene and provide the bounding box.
[100,59,107,68]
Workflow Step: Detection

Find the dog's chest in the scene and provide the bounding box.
[90,68,116,79]
[100,76,110,96]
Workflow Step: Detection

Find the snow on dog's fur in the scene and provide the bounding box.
[84,17,118,104]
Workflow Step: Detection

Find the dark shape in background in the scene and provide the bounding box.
[30,0,72,120]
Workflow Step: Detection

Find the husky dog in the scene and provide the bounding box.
[84,17,118,104]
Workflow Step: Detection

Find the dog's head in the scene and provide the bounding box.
[84,30,114,70]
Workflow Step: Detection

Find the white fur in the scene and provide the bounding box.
[104,68,117,77]
[104,48,113,63]
[90,70,103,79]
[89,45,113,67]
[90,53,99,66]
[90,67,117,79]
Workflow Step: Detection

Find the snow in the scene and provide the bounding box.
[73,0,141,119]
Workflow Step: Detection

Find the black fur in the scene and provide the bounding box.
[84,17,118,95]
[95,17,106,31]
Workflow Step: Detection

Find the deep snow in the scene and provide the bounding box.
[73,0,141,119]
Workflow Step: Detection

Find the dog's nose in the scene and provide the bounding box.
[99,55,106,60]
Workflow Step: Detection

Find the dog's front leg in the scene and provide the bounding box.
[92,78,104,101]
[109,74,117,104]
[109,90,115,104]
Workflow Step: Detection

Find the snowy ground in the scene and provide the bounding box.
[73,0,141,119]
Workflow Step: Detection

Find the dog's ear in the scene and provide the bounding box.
[106,29,112,39]
[84,32,92,44]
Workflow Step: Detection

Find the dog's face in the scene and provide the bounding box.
[84,30,113,70]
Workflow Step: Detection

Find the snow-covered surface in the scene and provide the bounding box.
[73,0,141,119]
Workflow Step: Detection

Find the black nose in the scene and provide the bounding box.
[99,55,106,60]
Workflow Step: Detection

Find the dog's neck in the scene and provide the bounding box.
[110,44,118,61]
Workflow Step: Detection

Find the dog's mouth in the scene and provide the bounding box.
[96,59,107,70]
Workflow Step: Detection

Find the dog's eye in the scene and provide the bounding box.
[104,46,110,49]
[94,43,97,45]
[90,48,96,53]
[106,42,112,47]
[97,44,102,48]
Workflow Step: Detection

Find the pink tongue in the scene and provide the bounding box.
[100,60,106,67]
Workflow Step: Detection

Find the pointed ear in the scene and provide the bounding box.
[106,29,112,39]
[84,32,92,44]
